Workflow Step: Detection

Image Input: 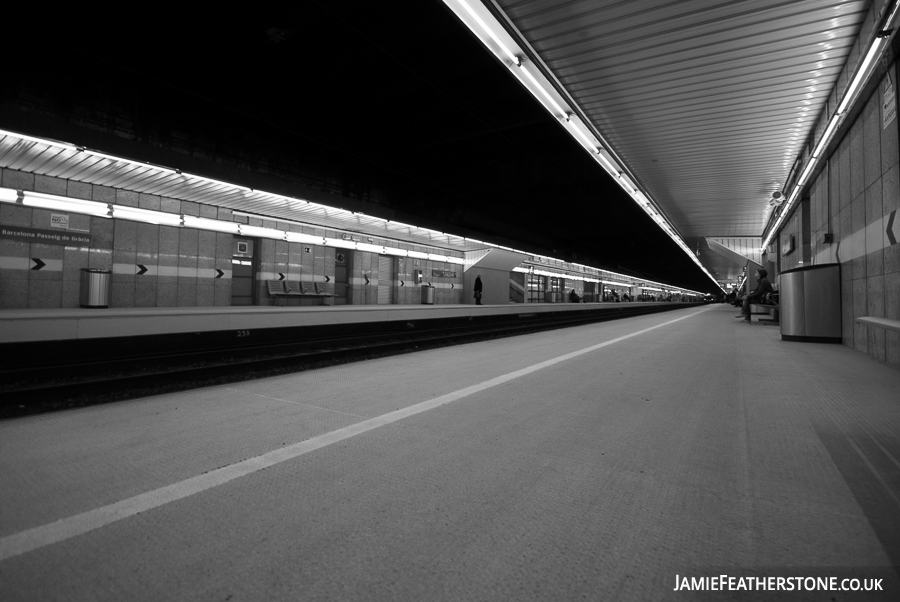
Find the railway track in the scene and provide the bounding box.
[1,303,696,418]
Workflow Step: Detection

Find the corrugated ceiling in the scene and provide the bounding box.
[492,0,873,283]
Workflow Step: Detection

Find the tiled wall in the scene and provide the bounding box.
[0,169,233,309]
[1,168,468,310]
[254,236,336,305]
[802,69,900,367]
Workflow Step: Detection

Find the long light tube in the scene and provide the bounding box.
[22,191,111,217]
[112,205,183,226]
[836,38,887,114]
[239,224,284,239]
[285,231,324,245]
[183,215,240,234]
[444,0,720,292]
[812,115,841,158]
[455,0,519,64]
[764,2,898,251]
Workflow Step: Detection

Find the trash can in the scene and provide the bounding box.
[421,284,435,305]
[780,263,841,343]
[79,268,111,308]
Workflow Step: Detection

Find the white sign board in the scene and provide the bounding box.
[50,213,69,229]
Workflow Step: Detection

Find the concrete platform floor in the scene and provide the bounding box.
[0,304,898,601]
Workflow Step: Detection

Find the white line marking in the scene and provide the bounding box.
[0,308,707,561]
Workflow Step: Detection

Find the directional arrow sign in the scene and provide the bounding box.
[215,269,225,279]
[400,280,405,287]
[278,273,286,281]
[888,210,897,246]
[364,275,370,285]
[450,283,455,289]
[136,264,148,276]
[325,275,331,283]
[30,258,45,271]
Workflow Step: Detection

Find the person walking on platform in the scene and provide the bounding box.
[736,268,773,322]
[474,275,483,305]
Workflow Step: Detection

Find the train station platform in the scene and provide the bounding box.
[1,304,898,601]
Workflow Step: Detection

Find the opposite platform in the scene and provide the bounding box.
[0,301,692,343]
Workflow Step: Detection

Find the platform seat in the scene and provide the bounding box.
[750,292,779,325]
[266,280,335,306]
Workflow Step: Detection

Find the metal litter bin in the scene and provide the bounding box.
[79,268,111,308]
[421,284,435,305]
[780,263,841,343]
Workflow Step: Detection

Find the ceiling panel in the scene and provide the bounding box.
[493,0,872,276]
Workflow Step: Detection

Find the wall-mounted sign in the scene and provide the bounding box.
[0,225,92,246]
[50,213,69,229]
[782,234,795,256]
[304,246,312,253]
[432,269,457,278]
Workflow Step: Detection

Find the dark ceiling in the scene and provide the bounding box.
[4,2,718,293]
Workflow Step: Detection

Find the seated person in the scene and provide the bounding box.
[736,268,773,322]
[568,288,583,303]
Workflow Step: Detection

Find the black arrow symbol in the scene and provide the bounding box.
[364,275,370,285]
[325,275,331,283]
[278,273,285,281]
[136,264,148,276]
[450,283,455,289]
[215,269,224,278]
[400,280,405,287]
[887,210,897,246]
[30,258,45,271]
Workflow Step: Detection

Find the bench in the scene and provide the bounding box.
[266,280,335,306]
[855,317,900,333]
[750,292,779,325]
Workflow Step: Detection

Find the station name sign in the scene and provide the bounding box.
[0,225,93,246]
[432,269,457,278]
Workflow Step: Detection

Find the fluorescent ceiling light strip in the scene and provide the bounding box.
[21,192,111,217]
[455,0,519,64]
[23,191,108,214]
[812,115,841,158]
[518,64,568,118]
[239,225,284,240]
[112,205,182,226]
[356,242,385,254]
[183,215,240,234]
[285,231,324,245]
[837,38,886,114]
[0,188,18,203]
